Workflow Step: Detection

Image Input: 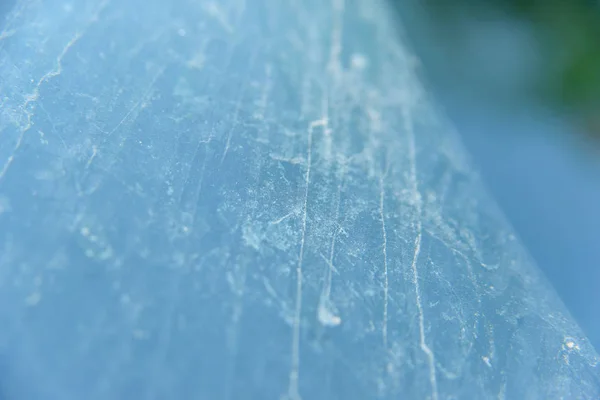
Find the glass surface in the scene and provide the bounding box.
[0,0,598,398]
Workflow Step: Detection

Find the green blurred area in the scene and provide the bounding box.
[414,0,600,138]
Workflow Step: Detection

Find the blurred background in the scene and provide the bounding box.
[392,0,600,349]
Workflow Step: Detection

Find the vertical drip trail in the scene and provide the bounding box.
[287,118,327,400]
[379,174,389,349]
[404,107,438,400]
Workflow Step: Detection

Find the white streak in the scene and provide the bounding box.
[287,118,326,400]
[405,108,438,400]
[270,209,297,225]
[379,174,389,349]
[1,33,82,182]
[108,66,165,136]
[221,51,257,164]
[317,170,344,327]
[327,0,344,79]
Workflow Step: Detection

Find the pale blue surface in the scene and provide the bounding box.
[0,0,599,399]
